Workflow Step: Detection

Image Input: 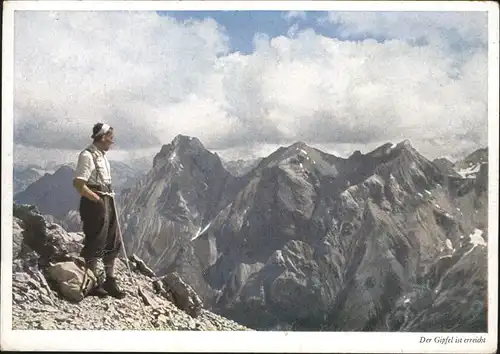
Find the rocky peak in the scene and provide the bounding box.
[120,137,239,299]
[454,147,488,178]
[350,150,363,159]
[251,141,341,176]
[14,164,80,221]
[290,141,308,149]
[14,165,44,195]
[399,139,413,148]
[152,144,173,168]
[432,158,462,177]
[172,134,205,150]
[270,142,311,162]
[365,142,395,159]
[53,164,74,175]
[345,140,415,164]
[152,135,212,169]
[363,140,428,168]
[433,157,455,167]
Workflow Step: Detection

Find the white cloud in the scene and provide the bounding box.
[13,11,487,167]
[323,11,487,47]
[15,11,231,150]
[283,11,307,22]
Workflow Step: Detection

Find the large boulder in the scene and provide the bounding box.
[13,217,24,258]
[13,204,84,265]
[153,272,204,318]
[129,254,156,278]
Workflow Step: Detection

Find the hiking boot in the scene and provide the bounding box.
[86,271,108,298]
[103,277,126,299]
[88,283,109,297]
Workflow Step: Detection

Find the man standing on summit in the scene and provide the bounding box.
[73,123,126,299]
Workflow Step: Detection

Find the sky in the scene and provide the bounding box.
[13,9,489,167]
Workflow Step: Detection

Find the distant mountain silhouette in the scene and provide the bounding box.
[15,165,79,222]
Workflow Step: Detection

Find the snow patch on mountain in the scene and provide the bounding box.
[464,229,486,257]
[456,163,481,179]
[192,222,213,241]
[169,150,178,163]
[470,229,486,247]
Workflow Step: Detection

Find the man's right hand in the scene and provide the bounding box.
[73,179,102,203]
[95,196,105,205]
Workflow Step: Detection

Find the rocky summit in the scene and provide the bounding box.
[118,136,488,332]
[11,204,250,331]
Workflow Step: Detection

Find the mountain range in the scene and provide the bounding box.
[113,135,489,331]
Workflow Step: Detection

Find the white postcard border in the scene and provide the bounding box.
[1,1,498,353]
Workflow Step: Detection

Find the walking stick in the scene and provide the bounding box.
[111,195,143,293]
[111,195,154,327]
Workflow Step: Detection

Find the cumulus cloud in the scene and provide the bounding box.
[13,10,488,165]
[322,11,487,48]
[15,11,230,151]
[283,11,307,22]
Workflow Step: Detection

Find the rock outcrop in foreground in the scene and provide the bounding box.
[12,204,249,331]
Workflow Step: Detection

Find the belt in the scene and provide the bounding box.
[87,184,115,197]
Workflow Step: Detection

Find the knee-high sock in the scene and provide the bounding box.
[104,257,116,278]
[85,258,98,274]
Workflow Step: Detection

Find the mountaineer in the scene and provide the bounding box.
[72,122,126,299]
